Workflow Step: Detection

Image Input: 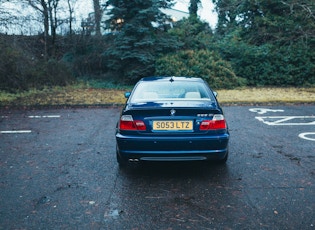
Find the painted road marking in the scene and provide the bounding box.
[1,115,60,134]
[28,115,61,118]
[1,115,60,119]
[249,108,284,115]
[255,116,315,126]
[1,130,32,134]
[250,108,315,142]
[299,132,315,142]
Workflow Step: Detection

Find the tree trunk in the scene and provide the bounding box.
[93,0,102,36]
[67,0,74,36]
[41,0,49,58]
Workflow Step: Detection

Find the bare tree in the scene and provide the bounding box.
[93,0,102,36]
[25,0,49,57]
[1,0,32,34]
[66,0,76,35]
[0,0,15,31]
[49,0,59,38]
[25,0,64,57]
[48,0,60,55]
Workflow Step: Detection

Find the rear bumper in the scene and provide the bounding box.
[116,133,229,161]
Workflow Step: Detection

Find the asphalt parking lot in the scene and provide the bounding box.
[0,105,314,229]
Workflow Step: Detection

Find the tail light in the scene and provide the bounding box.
[199,114,227,130]
[119,115,146,131]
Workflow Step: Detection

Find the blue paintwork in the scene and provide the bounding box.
[116,76,230,164]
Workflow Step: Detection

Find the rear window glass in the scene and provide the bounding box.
[129,81,213,102]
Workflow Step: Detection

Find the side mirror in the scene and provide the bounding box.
[213,91,218,97]
[124,92,131,98]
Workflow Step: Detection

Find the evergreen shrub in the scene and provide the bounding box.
[215,34,315,86]
[155,49,246,89]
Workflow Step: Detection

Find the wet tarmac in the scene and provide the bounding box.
[0,106,314,229]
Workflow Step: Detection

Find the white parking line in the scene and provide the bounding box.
[299,132,315,142]
[28,115,61,118]
[1,130,32,134]
[1,114,61,135]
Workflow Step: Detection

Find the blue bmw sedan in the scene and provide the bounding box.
[116,76,229,166]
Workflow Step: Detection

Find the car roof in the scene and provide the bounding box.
[139,76,205,83]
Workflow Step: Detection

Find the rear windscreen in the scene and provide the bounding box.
[130,81,214,102]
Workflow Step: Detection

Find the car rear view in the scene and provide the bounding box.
[116,76,229,166]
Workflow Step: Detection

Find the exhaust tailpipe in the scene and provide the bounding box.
[128,159,140,162]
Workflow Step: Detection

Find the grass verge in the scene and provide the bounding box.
[217,87,315,105]
[0,85,314,108]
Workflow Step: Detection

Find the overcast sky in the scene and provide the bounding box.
[75,0,218,29]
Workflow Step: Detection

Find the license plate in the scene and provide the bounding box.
[153,120,193,130]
